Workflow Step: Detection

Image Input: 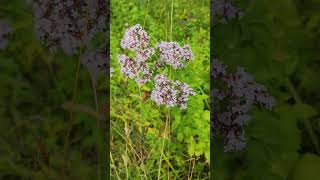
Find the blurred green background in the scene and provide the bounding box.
[213,0,320,180]
[0,0,107,179]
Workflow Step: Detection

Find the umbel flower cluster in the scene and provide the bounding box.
[29,0,107,55]
[29,0,109,82]
[0,20,12,50]
[151,75,196,109]
[211,0,244,23]
[157,42,193,69]
[118,24,195,109]
[211,59,275,152]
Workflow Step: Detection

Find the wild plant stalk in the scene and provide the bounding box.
[170,0,174,42]
[90,77,102,180]
[167,1,174,178]
[143,0,150,28]
[112,120,150,178]
[110,152,121,180]
[189,158,195,180]
[63,54,82,178]
[199,86,210,109]
[157,112,168,180]
[158,1,174,178]
[125,122,129,180]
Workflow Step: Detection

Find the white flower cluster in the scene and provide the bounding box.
[157,42,194,69]
[151,75,195,109]
[118,24,196,109]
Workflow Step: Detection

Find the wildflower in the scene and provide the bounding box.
[30,0,107,55]
[136,48,155,63]
[211,59,275,152]
[118,25,196,109]
[151,74,195,109]
[157,41,193,69]
[175,80,196,109]
[120,24,150,51]
[118,54,151,84]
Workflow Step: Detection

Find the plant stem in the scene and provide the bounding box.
[158,111,168,180]
[143,0,150,28]
[167,108,171,180]
[63,55,81,177]
[199,86,210,110]
[170,0,174,41]
[110,152,121,180]
[90,77,102,180]
[91,78,99,112]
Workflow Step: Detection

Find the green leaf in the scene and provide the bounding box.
[177,132,184,142]
[291,154,320,180]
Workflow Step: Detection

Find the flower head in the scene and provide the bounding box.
[136,48,155,63]
[120,24,150,51]
[157,41,193,69]
[151,74,195,109]
[30,0,107,55]
[211,59,275,152]
[118,54,152,84]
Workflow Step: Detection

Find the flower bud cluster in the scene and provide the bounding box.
[211,59,275,152]
[157,42,194,69]
[151,74,195,109]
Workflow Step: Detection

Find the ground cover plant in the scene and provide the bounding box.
[110,0,210,179]
[212,0,320,179]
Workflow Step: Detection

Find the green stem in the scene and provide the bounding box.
[199,86,210,110]
[63,55,81,177]
[170,0,174,41]
[91,78,99,112]
[91,77,102,180]
[143,0,150,28]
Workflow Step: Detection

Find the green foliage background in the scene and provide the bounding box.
[0,0,107,179]
[212,0,320,179]
[110,0,210,179]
